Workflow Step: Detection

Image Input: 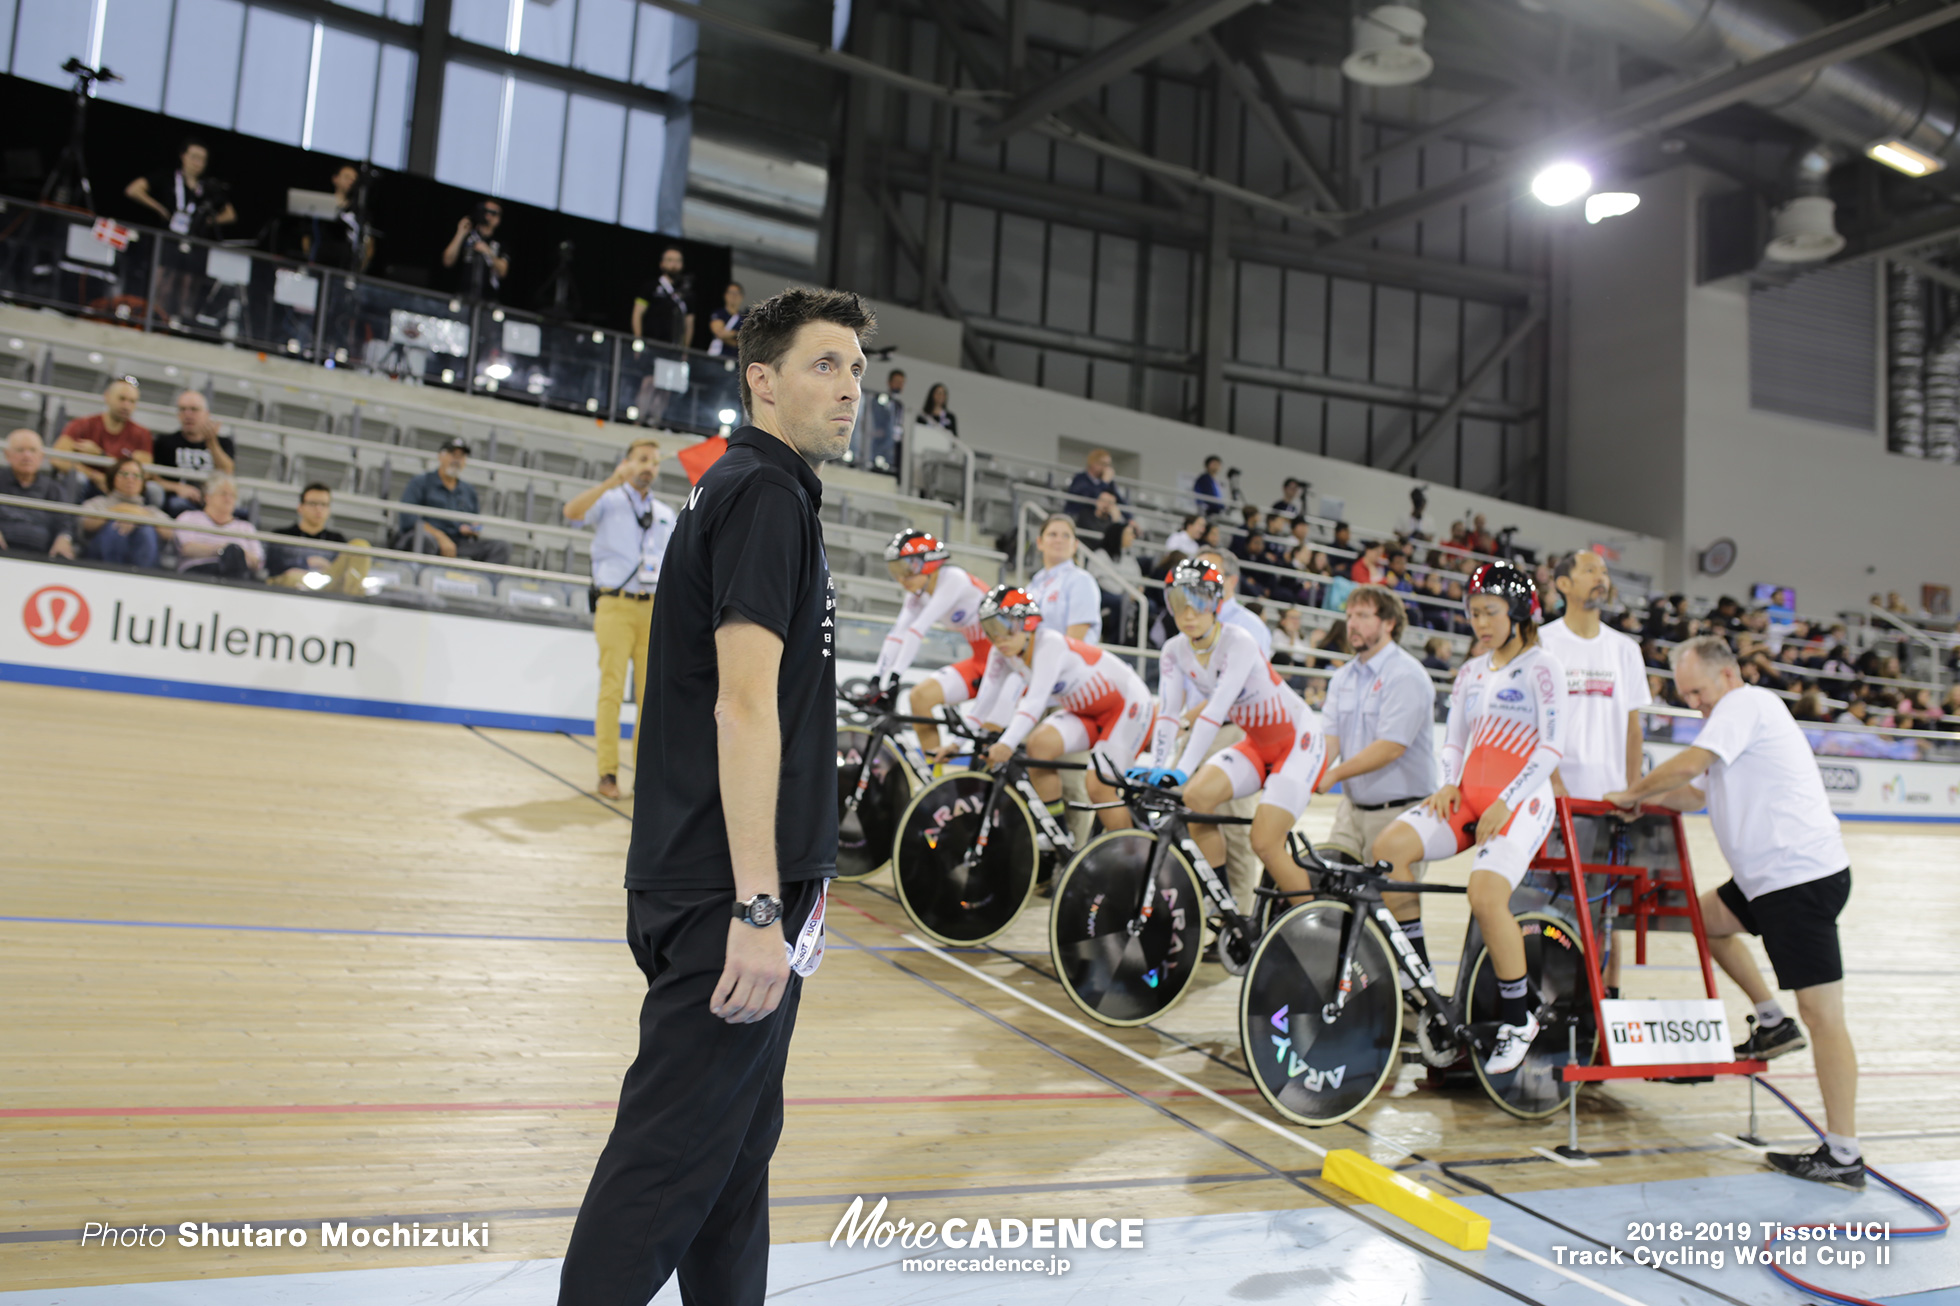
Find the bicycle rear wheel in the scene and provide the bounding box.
[1049,830,1206,1027]
[836,730,915,882]
[1239,901,1402,1127]
[893,773,1038,946]
[1467,910,1598,1119]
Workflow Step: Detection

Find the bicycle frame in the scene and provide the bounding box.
[966,752,1082,870]
[1085,756,1258,947]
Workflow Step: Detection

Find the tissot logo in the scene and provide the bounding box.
[1818,765,1860,794]
[22,585,90,646]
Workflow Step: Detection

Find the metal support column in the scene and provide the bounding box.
[1202,191,1233,431]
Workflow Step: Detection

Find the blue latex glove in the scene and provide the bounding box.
[1124,766,1156,785]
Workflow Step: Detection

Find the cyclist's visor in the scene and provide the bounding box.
[981,613,1032,644]
[886,556,924,582]
[1165,584,1221,617]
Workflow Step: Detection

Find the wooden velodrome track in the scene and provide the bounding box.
[3,680,1957,1295]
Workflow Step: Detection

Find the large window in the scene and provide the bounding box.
[9,0,416,168]
[431,0,677,228]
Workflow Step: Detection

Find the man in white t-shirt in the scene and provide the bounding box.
[1605,636,1859,1190]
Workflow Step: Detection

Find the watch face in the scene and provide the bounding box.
[748,895,783,926]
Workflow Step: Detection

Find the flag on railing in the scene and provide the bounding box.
[91,218,131,251]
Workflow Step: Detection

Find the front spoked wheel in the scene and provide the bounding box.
[893,773,1038,946]
[836,730,915,882]
[1049,830,1206,1027]
[1467,910,1598,1119]
[1239,901,1402,1127]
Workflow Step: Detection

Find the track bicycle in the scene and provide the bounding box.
[1048,758,1260,1027]
[891,738,1083,947]
[835,677,943,882]
[1238,835,1598,1126]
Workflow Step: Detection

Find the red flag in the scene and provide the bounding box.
[677,436,728,485]
[91,218,131,251]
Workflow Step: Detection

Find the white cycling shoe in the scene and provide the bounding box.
[1484,1011,1539,1076]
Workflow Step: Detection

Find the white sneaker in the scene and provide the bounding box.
[1485,1011,1539,1076]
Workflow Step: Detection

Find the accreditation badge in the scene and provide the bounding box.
[785,878,831,978]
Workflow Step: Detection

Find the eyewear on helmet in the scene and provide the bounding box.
[980,613,1033,644]
[887,556,928,582]
[1165,584,1221,617]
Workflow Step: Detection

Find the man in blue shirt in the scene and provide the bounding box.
[1193,455,1225,514]
[394,438,510,565]
[564,437,677,798]
[1065,448,1124,525]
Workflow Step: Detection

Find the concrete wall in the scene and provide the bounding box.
[1565,164,1960,615]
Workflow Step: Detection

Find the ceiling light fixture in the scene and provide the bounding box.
[1341,5,1434,87]
[1530,162,1592,207]
[1584,192,1640,224]
[1866,139,1944,177]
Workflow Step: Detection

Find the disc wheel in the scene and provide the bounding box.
[1239,901,1402,1127]
[835,730,915,882]
[893,773,1037,946]
[1467,910,1598,1119]
[1049,830,1206,1027]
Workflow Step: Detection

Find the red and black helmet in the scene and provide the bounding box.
[884,528,950,580]
[1466,561,1541,629]
[979,583,1042,642]
[1164,557,1225,616]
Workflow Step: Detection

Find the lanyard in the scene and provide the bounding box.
[605,485,659,590]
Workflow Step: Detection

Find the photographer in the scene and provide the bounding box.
[125,138,235,325]
[442,200,509,302]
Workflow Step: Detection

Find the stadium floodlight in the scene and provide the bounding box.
[483,360,513,381]
[718,408,739,425]
[1866,139,1944,177]
[1584,192,1640,224]
[1530,162,1592,207]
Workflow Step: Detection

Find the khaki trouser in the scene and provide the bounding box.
[1323,795,1429,879]
[595,594,655,779]
[266,538,372,596]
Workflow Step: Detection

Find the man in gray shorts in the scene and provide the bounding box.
[1315,586,1440,973]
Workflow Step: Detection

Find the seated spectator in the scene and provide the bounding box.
[1193,455,1225,514]
[1287,516,1311,558]
[0,429,78,558]
[1395,486,1430,541]
[174,475,264,578]
[1443,577,1468,633]
[394,438,511,565]
[1095,517,1142,646]
[1349,538,1388,584]
[1270,477,1307,519]
[1165,512,1207,558]
[55,376,153,495]
[1835,698,1872,728]
[1307,620,1351,670]
[1231,507,1266,564]
[79,457,173,568]
[152,390,237,514]
[1087,490,1125,535]
[1329,520,1353,557]
[1066,448,1123,524]
[1384,547,1414,593]
[1271,607,1311,667]
[1711,595,1744,630]
[268,483,371,596]
[1421,636,1452,672]
[1886,591,1912,618]
[1414,570,1451,628]
[1791,686,1832,723]
[1939,686,1960,733]
[1468,512,1496,555]
[917,383,957,437]
[1442,519,1473,558]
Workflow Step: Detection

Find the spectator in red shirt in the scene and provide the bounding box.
[54,377,152,494]
[1469,512,1496,555]
[1350,538,1388,584]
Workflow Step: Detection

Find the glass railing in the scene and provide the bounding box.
[0,198,744,440]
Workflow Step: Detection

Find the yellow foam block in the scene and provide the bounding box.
[1321,1149,1490,1251]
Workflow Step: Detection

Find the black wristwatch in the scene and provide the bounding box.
[733,893,784,927]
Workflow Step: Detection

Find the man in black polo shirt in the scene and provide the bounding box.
[559,287,874,1306]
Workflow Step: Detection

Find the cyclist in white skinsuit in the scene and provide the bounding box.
[1374,562,1569,1077]
[1137,559,1327,897]
[958,585,1150,836]
[874,529,990,756]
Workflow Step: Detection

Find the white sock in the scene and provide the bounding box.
[1754,1000,1788,1028]
[1824,1133,1860,1165]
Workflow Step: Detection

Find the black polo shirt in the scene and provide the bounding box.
[626,426,837,890]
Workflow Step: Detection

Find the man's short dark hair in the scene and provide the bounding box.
[300,482,333,503]
[1334,519,1350,533]
[1204,455,1221,468]
[179,135,209,156]
[888,368,905,382]
[737,287,877,417]
[1283,477,1302,490]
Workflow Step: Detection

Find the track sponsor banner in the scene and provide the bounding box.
[2,558,603,732]
[1598,998,1732,1065]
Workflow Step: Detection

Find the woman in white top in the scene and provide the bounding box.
[1027,513,1102,645]
[1164,512,1207,559]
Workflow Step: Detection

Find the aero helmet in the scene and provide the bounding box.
[1164,557,1226,617]
[884,528,950,581]
[978,583,1042,643]
[1466,561,1541,630]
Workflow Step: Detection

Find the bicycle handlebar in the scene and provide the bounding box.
[1086,754,1254,825]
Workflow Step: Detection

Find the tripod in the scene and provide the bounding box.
[42,58,121,212]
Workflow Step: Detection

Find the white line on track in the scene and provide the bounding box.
[904,931,1661,1306]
